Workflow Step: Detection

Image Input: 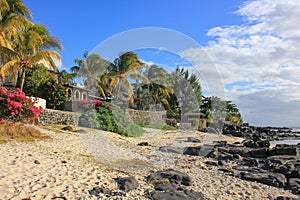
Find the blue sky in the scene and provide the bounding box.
[23,0,244,68]
[23,0,300,127]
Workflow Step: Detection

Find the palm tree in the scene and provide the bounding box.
[71,52,112,98]
[108,51,145,105]
[0,0,32,49]
[0,23,63,91]
[136,65,174,110]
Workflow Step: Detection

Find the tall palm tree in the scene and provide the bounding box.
[108,51,145,105]
[0,0,32,49]
[0,23,63,91]
[135,65,174,110]
[71,52,112,98]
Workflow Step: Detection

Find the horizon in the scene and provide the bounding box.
[22,0,300,127]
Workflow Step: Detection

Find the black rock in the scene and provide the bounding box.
[275,196,299,200]
[88,186,102,196]
[154,182,180,191]
[114,177,138,192]
[159,146,182,154]
[287,178,300,195]
[34,160,40,164]
[147,169,192,186]
[274,145,297,156]
[241,158,259,167]
[147,190,210,200]
[187,137,201,143]
[183,146,202,156]
[205,161,219,166]
[62,126,74,131]
[250,148,271,158]
[216,152,234,161]
[240,170,286,188]
[88,186,112,196]
[257,140,270,148]
[218,147,252,157]
[137,142,150,146]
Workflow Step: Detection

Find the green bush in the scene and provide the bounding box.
[79,101,144,137]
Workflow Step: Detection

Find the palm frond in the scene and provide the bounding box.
[0,59,20,84]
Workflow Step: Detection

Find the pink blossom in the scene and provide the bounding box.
[107,105,112,110]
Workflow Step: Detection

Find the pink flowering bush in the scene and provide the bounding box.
[0,87,43,123]
[78,99,103,112]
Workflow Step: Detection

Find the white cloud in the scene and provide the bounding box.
[181,0,300,126]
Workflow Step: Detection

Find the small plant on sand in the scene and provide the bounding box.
[79,100,144,136]
[0,119,50,143]
[0,87,43,123]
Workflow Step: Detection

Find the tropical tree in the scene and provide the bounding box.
[135,65,174,110]
[0,0,32,49]
[200,96,242,125]
[171,67,202,117]
[108,51,145,105]
[0,23,62,91]
[71,52,111,98]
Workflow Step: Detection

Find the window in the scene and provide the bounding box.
[74,90,80,100]
[82,92,87,100]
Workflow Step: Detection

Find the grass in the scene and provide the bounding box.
[139,124,177,130]
[0,122,51,143]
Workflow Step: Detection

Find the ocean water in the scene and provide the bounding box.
[269,127,300,147]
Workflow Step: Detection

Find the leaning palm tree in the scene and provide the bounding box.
[0,23,63,91]
[0,0,32,49]
[108,51,146,105]
[71,52,112,98]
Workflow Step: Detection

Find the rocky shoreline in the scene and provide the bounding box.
[182,124,300,197]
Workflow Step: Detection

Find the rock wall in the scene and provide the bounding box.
[38,109,81,125]
[126,109,166,125]
[39,109,166,126]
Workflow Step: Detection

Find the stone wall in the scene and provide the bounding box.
[126,109,166,125]
[38,109,81,125]
[38,108,166,126]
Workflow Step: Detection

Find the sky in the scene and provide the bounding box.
[23,0,300,127]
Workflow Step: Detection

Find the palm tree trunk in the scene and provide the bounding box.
[20,68,26,92]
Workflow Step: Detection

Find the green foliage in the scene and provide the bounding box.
[22,64,53,96]
[22,65,68,110]
[40,81,67,110]
[58,69,74,84]
[79,101,144,137]
[200,96,243,125]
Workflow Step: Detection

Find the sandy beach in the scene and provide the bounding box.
[0,126,298,200]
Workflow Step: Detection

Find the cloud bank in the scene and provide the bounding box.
[181,0,300,126]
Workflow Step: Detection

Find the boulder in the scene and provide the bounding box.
[287,178,300,195]
[250,148,272,158]
[240,170,286,188]
[147,169,192,186]
[114,177,138,192]
[187,137,201,143]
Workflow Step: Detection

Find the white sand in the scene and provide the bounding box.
[0,127,297,200]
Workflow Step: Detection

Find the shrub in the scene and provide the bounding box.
[79,100,144,137]
[0,87,43,123]
[39,81,67,110]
